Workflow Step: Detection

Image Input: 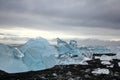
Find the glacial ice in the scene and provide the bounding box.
[19,37,58,71]
[79,46,112,54]
[56,38,117,65]
[57,38,72,54]
[101,61,111,65]
[91,46,112,54]
[113,46,120,59]
[57,53,91,65]
[13,48,24,58]
[92,68,110,74]
[0,37,58,73]
[56,38,92,65]
[0,44,29,73]
[56,38,80,55]
[118,62,120,67]
[0,37,119,73]
[56,38,112,57]
[100,55,113,61]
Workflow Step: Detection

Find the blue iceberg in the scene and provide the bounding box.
[56,38,80,55]
[0,37,114,73]
[0,44,29,73]
[0,37,58,73]
[20,37,58,71]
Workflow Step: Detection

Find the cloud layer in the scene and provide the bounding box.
[0,0,120,41]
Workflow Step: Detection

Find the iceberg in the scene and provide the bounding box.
[20,37,58,71]
[0,44,29,73]
[56,38,71,54]
[0,37,116,73]
[56,38,80,55]
[0,37,58,73]
[56,38,92,65]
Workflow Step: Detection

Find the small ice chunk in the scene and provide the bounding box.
[94,56,101,59]
[52,73,57,77]
[92,68,110,75]
[101,61,111,65]
[118,62,120,67]
[100,55,112,61]
[79,61,88,65]
[107,65,114,68]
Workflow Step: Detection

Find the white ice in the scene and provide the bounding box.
[92,68,110,74]
[101,61,111,65]
[100,55,113,61]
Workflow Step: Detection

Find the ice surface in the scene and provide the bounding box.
[92,68,110,74]
[114,46,120,59]
[0,44,29,73]
[91,46,112,54]
[118,62,120,67]
[19,37,58,71]
[108,46,120,60]
[100,55,113,61]
[57,38,80,55]
[57,53,91,65]
[57,38,113,56]
[79,46,112,54]
[56,38,93,65]
[0,37,58,73]
[101,61,111,65]
[57,38,71,54]
[13,48,24,58]
[57,54,82,65]
[0,37,119,73]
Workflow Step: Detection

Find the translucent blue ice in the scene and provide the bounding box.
[20,37,58,71]
[0,37,58,73]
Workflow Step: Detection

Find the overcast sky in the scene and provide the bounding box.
[0,0,120,44]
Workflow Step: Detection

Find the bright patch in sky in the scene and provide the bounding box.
[0,28,80,39]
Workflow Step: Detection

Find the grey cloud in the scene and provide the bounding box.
[0,0,120,35]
